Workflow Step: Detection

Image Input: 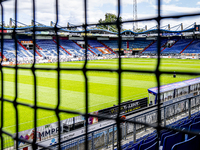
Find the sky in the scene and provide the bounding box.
[1,0,200,31]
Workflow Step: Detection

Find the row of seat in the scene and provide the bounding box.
[102,40,127,50]
[142,39,200,54]
[143,39,168,54]
[0,39,113,59]
[1,38,200,59]
[183,39,200,53]
[129,40,153,49]
[116,111,200,150]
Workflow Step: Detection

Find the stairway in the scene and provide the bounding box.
[140,40,156,53]
[180,40,194,53]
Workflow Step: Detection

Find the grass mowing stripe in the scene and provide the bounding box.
[1,58,200,135]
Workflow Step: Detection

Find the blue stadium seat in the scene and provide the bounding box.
[160,130,174,145]
[160,129,173,138]
[129,141,134,146]
[193,117,200,123]
[144,142,158,150]
[139,137,157,150]
[162,39,192,54]
[187,121,200,139]
[144,39,167,54]
[171,136,200,150]
[144,133,157,143]
[121,143,128,149]
[183,39,200,53]
[128,141,141,150]
[162,132,184,150]
[179,120,192,131]
[189,121,200,132]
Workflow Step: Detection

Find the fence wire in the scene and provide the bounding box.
[0,0,200,150]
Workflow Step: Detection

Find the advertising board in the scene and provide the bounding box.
[98,98,148,119]
[132,48,143,50]
[37,120,115,148]
[124,50,132,54]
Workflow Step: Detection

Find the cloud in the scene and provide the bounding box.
[197,1,200,5]
[161,4,200,15]
[1,0,155,26]
[163,0,172,3]
[1,0,199,32]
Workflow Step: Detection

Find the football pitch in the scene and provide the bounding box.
[1,58,200,133]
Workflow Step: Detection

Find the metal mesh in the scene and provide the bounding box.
[0,0,199,150]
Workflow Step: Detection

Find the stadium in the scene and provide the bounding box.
[0,0,200,150]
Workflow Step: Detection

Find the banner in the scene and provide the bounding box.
[113,48,124,51]
[96,47,111,54]
[124,50,132,54]
[16,115,84,148]
[0,30,7,33]
[98,98,148,119]
[16,122,63,148]
[21,41,33,44]
[88,111,98,125]
[37,120,115,147]
[132,48,143,50]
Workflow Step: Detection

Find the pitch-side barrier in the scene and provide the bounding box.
[15,95,200,150]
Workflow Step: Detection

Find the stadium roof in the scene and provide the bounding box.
[0,26,196,34]
[0,22,197,35]
[121,28,195,34]
[148,77,200,94]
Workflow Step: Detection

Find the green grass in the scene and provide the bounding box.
[1,58,200,134]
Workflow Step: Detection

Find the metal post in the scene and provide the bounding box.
[122,124,124,140]
[185,100,187,115]
[173,104,176,121]
[107,128,109,148]
[77,139,79,150]
[133,118,136,143]
[195,98,197,111]
[112,125,114,150]
[125,122,128,140]
[73,117,75,130]
[144,115,146,131]
[92,132,94,150]
[189,98,191,119]
[175,103,178,119]
[198,96,200,113]
[164,107,166,126]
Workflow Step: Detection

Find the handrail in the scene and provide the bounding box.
[46,94,200,148]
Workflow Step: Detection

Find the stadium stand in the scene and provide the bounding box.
[182,39,200,53]
[111,111,200,150]
[101,40,127,50]
[1,39,34,58]
[171,135,200,150]
[162,39,193,54]
[17,39,38,57]
[2,0,200,149]
[36,39,67,57]
[142,39,168,54]
[59,40,89,56]
[98,40,116,54]
[129,40,153,50]
[88,40,112,55]
[2,39,200,59]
